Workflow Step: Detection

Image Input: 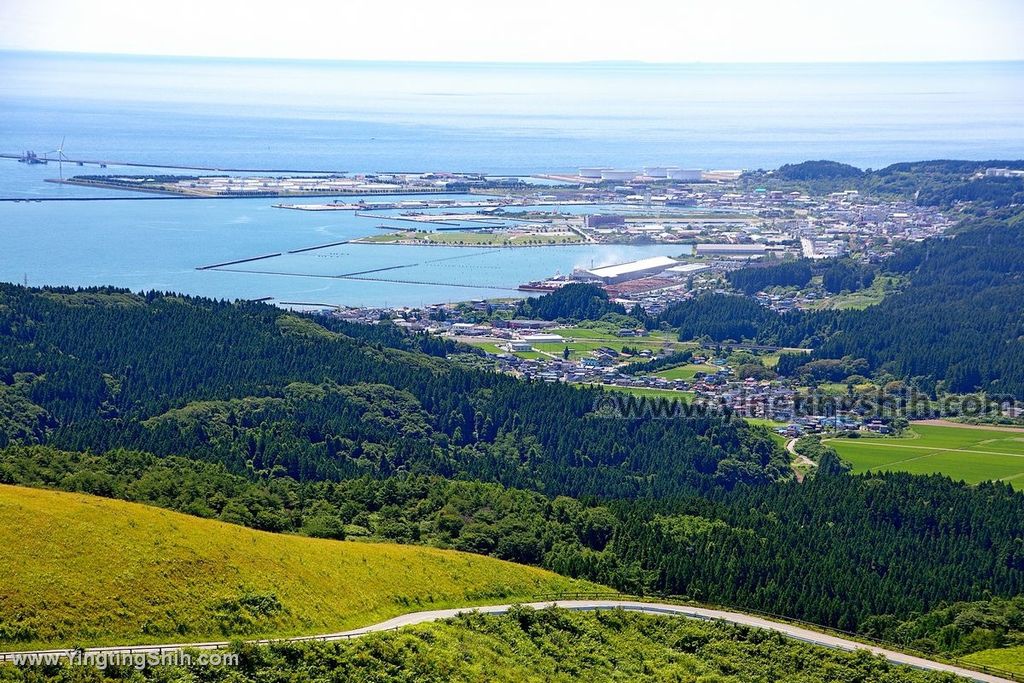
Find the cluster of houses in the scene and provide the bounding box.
[326,304,907,435]
[774,416,893,437]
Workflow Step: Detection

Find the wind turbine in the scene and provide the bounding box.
[46,137,69,180]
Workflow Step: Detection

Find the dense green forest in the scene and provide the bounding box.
[0,608,959,683]
[658,215,1024,398]
[752,159,1024,209]
[0,285,781,496]
[861,596,1024,658]
[726,259,814,294]
[3,444,1023,633]
[774,160,865,181]
[724,257,875,297]
[515,282,626,321]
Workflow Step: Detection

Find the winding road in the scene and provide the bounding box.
[787,437,818,481]
[0,600,1013,682]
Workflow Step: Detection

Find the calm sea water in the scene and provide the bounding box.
[0,193,689,306]
[1,52,1022,305]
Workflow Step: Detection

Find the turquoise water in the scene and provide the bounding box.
[0,192,690,305]
[1,52,1022,305]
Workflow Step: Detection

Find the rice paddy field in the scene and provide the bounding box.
[826,423,1024,485]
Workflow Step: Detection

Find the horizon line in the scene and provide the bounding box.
[4,48,1024,67]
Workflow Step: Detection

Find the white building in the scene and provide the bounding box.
[667,169,704,181]
[583,256,679,283]
[801,237,847,259]
[665,263,710,276]
[600,170,639,181]
[694,243,767,257]
[521,334,565,344]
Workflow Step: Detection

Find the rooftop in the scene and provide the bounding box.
[586,256,678,279]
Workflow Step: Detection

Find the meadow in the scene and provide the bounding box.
[963,645,1024,675]
[826,424,1024,485]
[653,363,719,380]
[0,485,591,650]
[603,386,696,401]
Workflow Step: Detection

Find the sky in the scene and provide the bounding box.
[1,0,1023,63]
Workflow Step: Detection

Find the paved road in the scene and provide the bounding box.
[0,600,1011,682]
[787,437,817,482]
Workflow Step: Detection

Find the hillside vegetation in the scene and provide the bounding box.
[3,608,960,683]
[1,278,1024,640]
[0,484,590,650]
[3,445,1023,637]
[0,284,784,496]
[753,159,1024,209]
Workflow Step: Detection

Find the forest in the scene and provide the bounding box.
[726,258,814,294]
[3,441,1023,634]
[0,285,782,496]
[750,159,1024,209]
[514,282,626,321]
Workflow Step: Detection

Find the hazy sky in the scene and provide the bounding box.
[1,0,1022,63]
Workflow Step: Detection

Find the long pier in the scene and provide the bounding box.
[344,274,520,290]
[196,253,282,270]
[286,240,351,254]
[2,153,346,174]
[337,265,411,277]
[205,266,516,291]
[0,196,211,202]
[197,241,508,290]
[278,301,343,310]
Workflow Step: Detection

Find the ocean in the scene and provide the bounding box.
[1,52,1022,306]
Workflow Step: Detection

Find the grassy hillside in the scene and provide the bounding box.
[0,484,592,650]
[963,646,1024,676]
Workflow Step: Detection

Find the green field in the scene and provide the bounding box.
[0,485,592,650]
[812,275,907,311]
[653,363,719,380]
[812,381,877,396]
[962,645,1024,675]
[550,327,688,347]
[604,386,695,401]
[744,418,789,446]
[826,424,1024,485]
[534,340,622,359]
[463,340,547,359]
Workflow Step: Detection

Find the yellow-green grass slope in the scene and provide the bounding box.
[962,645,1024,675]
[0,484,594,651]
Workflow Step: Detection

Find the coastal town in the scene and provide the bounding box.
[210,163,962,434]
